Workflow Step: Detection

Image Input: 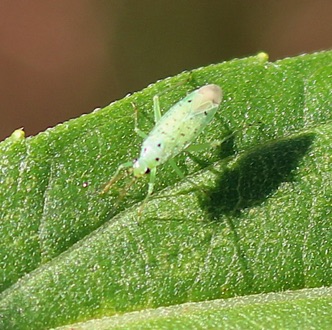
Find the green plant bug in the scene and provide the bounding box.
[102,84,223,212]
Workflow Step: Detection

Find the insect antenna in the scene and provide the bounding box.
[100,169,127,195]
[118,177,137,200]
[100,160,134,195]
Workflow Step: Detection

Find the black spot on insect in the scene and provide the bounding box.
[144,148,147,152]
[157,143,161,147]
[145,168,151,174]
[204,111,208,116]
[188,99,192,103]
[155,158,160,161]
[133,158,138,163]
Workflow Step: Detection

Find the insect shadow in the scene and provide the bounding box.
[201,132,315,220]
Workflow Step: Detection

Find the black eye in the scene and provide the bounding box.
[145,168,151,174]
[155,158,160,161]
[157,143,161,147]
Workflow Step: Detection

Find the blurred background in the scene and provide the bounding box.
[0,0,331,140]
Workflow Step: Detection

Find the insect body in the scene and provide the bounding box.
[102,84,223,211]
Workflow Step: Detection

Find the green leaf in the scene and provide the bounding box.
[53,287,332,330]
[0,51,331,329]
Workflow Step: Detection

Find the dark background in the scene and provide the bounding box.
[0,1,331,140]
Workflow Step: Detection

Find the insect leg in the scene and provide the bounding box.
[147,167,157,197]
[185,129,237,152]
[169,159,200,191]
[132,102,148,139]
[185,142,220,152]
[168,159,185,179]
[153,95,162,123]
[138,167,157,215]
[101,161,133,194]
